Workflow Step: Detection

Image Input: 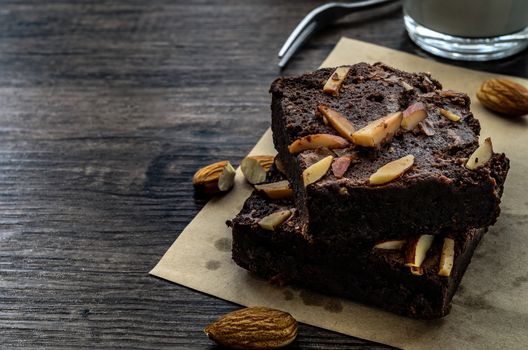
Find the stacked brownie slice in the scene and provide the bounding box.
[228,63,509,318]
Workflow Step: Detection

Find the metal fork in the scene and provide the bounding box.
[278,0,400,68]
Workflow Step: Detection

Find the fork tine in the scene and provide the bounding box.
[278,21,318,69]
[278,3,335,58]
[278,0,398,68]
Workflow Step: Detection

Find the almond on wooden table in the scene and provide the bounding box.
[204,306,298,350]
[192,160,236,195]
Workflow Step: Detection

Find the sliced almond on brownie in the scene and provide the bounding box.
[439,108,461,122]
[351,112,402,147]
[258,210,292,231]
[373,239,406,250]
[288,134,349,154]
[438,238,455,277]
[401,102,427,131]
[405,234,434,268]
[303,155,333,187]
[466,137,493,170]
[317,105,355,141]
[323,67,350,96]
[369,155,414,185]
[254,180,293,200]
[331,155,352,178]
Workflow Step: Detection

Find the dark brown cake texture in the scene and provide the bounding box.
[229,187,485,319]
[270,62,509,244]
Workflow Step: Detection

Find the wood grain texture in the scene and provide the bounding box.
[0,1,525,349]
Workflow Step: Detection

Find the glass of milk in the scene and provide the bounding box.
[403,0,528,61]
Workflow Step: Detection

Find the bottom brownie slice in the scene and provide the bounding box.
[229,193,485,319]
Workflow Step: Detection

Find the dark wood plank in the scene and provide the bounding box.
[0,1,525,349]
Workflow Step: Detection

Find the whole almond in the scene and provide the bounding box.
[204,306,298,349]
[476,78,528,116]
[192,160,236,195]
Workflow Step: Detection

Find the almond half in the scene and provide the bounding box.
[351,112,402,147]
[369,155,414,186]
[288,134,349,154]
[303,155,333,187]
[254,180,293,200]
[323,67,350,96]
[192,160,236,195]
[258,210,292,231]
[317,105,355,141]
[241,155,274,185]
[438,238,455,277]
[466,137,493,170]
[204,306,298,349]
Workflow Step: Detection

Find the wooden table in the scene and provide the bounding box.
[1,1,526,349]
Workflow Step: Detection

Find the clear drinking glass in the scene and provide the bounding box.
[403,0,528,61]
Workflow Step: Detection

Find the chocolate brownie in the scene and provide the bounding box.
[229,190,486,319]
[270,62,509,244]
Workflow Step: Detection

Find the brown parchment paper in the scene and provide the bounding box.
[150,38,528,349]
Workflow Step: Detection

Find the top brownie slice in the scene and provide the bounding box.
[270,62,509,244]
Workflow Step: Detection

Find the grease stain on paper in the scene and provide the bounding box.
[249,272,267,282]
[283,289,294,301]
[299,290,343,313]
[455,293,493,311]
[214,237,231,252]
[513,275,528,288]
[300,290,324,307]
[324,299,343,313]
[206,260,221,270]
